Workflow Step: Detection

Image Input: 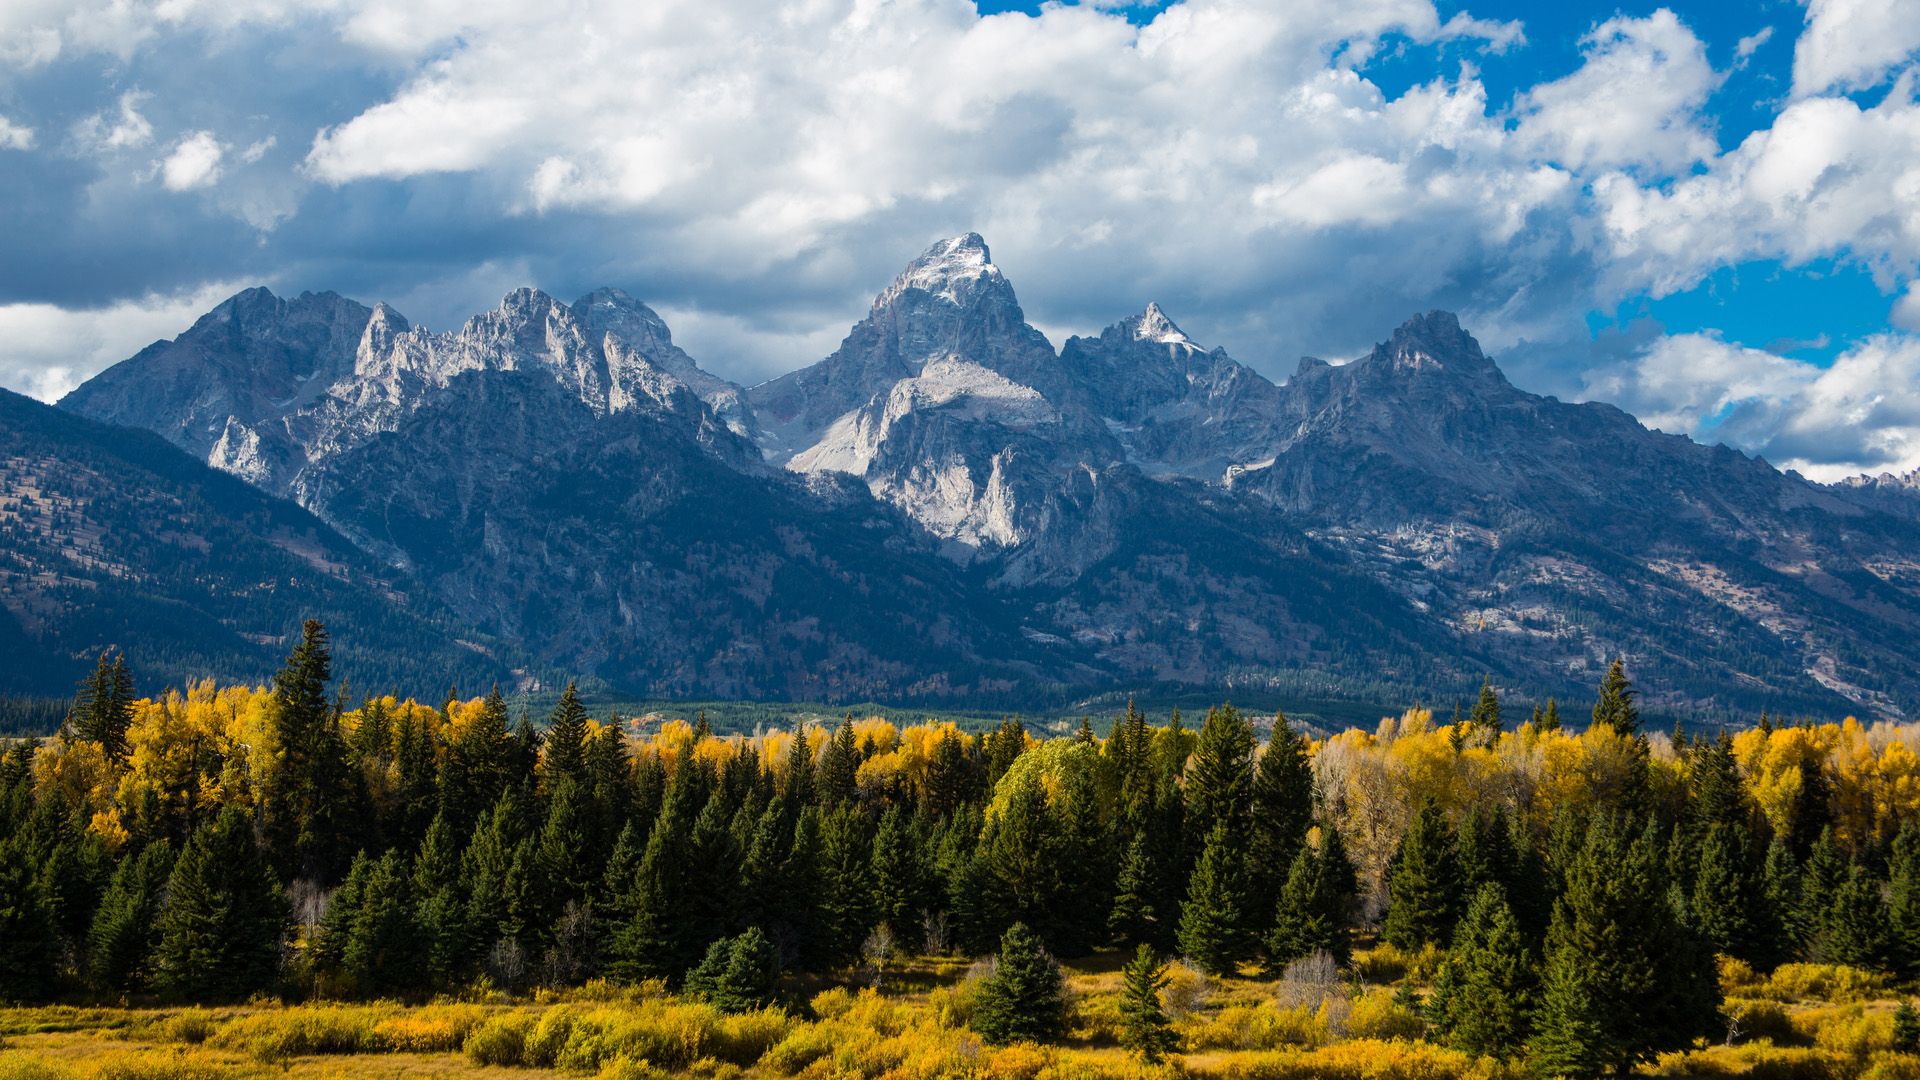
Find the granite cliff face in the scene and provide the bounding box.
[57,236,1920,719]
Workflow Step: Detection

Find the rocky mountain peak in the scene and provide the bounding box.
[1129,302,1191,344]
[876,232,1001,311]
[1367,310,1502,381]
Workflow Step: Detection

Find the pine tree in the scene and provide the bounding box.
[818,715,859,810]
[1693,821,1762,962]
[0,833,58,1000]
[1431,883,1533,1059]
[538,777,595,912]
[1541,698,1562,734]
[1110,830,1163,948]
[1248,712,1313,934]
[1763,836,1804,959]
[973,922,1069,1045]
[1118,944,1179,1063]
[1800,827,1847,941]
[923,728,975,818]
[68,650,136,762]
[1185,705,1254,854]
[684,926,781,1012]
[260,620,367,883]
[1825,863,1893,971]
[542,681,591,790]
[1590,659,1641,736]
[1894,1000,1920,1054]
[1529,815,1720,1079]
[1267,842,1347,969]
[309,850,371,984]
[343,850,424,996]
[988,771,1067,947]
[1458,803,1520,903]
[154,807,289,1001]
[985,717,1028,788]
[817,804,876,966]
[872,806,926,933]
[1382,795,1461,949]
[87,839,176,994]
[413,808,468,987]
[1469,677,1503,739]
[610,769,702,981]
[1178,821,1251,975]
[1890,824,1920,978]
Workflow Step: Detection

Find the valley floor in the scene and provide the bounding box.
[4,948,1915,1080]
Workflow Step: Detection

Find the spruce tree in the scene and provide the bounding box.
[1185,704,1254,854]
[818,715,860,809]
[1431,883,1533,1059]
[1109,829,1163,948]
[261,620,367,883]
[343,850,424,996]
[413,808,468,987]
[154,807,289,1001]
[1530,815,1720,1078]
[984,717,1028,788]
[1800,827,1847,941]
[87,839,176,994]
[684,926,781,1012]
[1889,824,1920,978]
[1118,944,1179,1063]
[1693,822,1762,962]
[0,833,58,1001]
[1825,863,1893,971]
[610,769,702,981]
[542,681,591,790]
[68,650,136,762]
[1763,836,1804,959]
[1382,795,1461,949]
[872,806,926,932]
[1894,1001,1920,1054]
[1541,698,1562,734]
[1266,841,1347,969]
[1248,712,1313,933]
[973,922,1069,1045]
[923,728,975,818]
[1458,803,1520,903]
[817,804,876,966]
[1590,659,1641,736]
[309,850,371,984]
[1469,677,1503,740]
[1177,821,1251,975]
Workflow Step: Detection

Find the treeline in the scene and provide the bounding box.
[9,624,1920,1076]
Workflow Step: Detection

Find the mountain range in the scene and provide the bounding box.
[32,234,1920,720]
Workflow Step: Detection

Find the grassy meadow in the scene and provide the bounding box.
[5,947,1919,1080]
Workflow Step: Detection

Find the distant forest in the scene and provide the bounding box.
[5,620,1920,1077]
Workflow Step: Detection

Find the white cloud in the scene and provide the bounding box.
[1512,10,1719,176]
[0,115,33,150]
[1793,0,1920,97]
[160,131,226,190]
[4,0,1920,480]
[0,282,251,402]
[1579,330,1920,481]
[74,90,153,152]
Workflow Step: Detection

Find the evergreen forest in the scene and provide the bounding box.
[8,621,1920,1080]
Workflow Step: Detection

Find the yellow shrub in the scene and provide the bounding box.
[1192,1038,1505,1080]
[929,980,979,1028]
[1752,965,1889,1004]
[988,1042,1056,1080]
[0,1059,73,1080]
[1666,1043,1847,1080]
[1795,1005,1891,1062]
[205,1004,389,1062]
[464,1011,537,1065]
[1865,1052,1920,1080]
[370,1002,488,1051]
[595,1055,669,1080]
[1351,944,1445,986]
[1346,991,1425,1042]
[61,1048,227,1080]
[1182,1004,1325,1051]
[1725,998,1800,1045]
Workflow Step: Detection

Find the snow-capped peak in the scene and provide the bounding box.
[877,233,1002,310]
[1131,302,1190,345]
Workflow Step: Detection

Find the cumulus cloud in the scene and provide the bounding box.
[1793,0,1920,97]
[3,0,1920,479]
[74,90,153,152]
[1578,330,1920,481]
[160,131,226,191]
[0,115,32,150]
[0,281,250,402]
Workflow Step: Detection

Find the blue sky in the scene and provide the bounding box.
[2,0,1920,480]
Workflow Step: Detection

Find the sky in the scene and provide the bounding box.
[1,0,1920,482]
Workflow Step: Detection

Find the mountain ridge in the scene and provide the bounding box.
[53,235,1920,720]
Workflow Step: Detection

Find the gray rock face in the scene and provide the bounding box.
[56,236,1920,719]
